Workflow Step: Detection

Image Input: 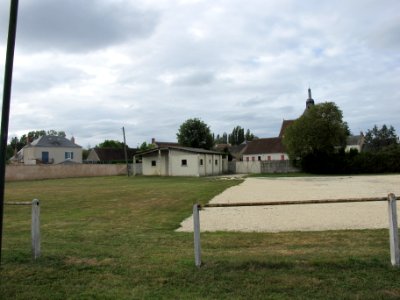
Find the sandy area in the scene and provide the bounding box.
[176,175,400,232]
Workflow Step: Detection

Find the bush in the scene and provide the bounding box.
[299,146,400,174]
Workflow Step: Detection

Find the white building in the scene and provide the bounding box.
[135,146,228,176]
[20,135,82,165]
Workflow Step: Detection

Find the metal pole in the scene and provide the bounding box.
[122,127,129,176]
[0,0,19,265]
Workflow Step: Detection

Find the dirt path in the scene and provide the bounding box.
[177,175,400,232]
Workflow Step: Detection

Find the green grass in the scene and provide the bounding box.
[1,176,400,299]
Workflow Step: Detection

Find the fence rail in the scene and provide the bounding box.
[202,197,398,208]
[5,199,40,259]
[193,194,400,268]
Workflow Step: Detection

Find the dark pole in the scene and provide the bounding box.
[0,0,19,265]
[122,127,129,176]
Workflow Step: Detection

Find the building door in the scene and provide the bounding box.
[42,151,49,163]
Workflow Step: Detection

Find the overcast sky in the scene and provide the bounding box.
[1,0,399,148]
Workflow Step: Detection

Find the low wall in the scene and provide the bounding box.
[6,164,128,181]
[229,160,299,174]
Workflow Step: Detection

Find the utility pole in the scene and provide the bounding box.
[0,0,19,265]
[122,127,130,176]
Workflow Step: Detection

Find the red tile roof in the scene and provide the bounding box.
[278,119,295,138]
[243,137,286,155]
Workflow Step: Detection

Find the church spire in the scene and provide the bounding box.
[306,87,315,110]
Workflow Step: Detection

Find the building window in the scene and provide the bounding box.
[252,156,255,161]
[151,160,156,167]
[65,152,74,160]
[200,159,203,166]
[209,159,211,164]
[268,156,271,161]
[258,156,261,161]
[215,159,218,165]
[281,155,285,160]
[246,157,249,161]
[182,159,187,166]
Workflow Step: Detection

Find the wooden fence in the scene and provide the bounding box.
[193,194,399,268]
[5,199,41,259]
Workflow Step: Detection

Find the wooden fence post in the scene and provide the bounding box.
[388,193,399,267]
[193,203,201,267]
[31,199,40,259]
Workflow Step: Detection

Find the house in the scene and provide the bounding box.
[345,133,365,153]
[21,135,82,165]
[135,146,227,176]
[242,138,288,161]
[241,89,316,161]
[86,147,137,163]
[151,138,180,148]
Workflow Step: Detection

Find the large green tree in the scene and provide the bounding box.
[363,124,398,152]
[283,102,349,160]
[177,118,213,149]
[97,140,126,149]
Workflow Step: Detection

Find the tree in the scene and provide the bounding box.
[138,141,155,151]
[283,102,349,161]
[364,124,398,152]
[227,126,256,145]
[177,118,213,149]
[245,129,256,142]
[97,140,126,149]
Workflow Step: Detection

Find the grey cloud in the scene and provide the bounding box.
[173,71,215,86]
[5,0,159,53]
[13,66,87,92]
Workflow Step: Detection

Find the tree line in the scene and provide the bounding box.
[282,102,399,174]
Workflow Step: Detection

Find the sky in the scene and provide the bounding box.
[0,0,399,149]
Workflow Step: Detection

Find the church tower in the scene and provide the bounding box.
[305,88,315,111]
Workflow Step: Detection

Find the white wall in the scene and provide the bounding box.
[24,147,82,164]
[141,149,226,176]
[242,152,289,162]
[142,151,168,176]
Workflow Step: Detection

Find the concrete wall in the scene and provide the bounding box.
[242,152,289,162]
[230,160,299,174]
[6,164,127,181]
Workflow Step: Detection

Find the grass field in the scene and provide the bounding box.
[1,176,400,299]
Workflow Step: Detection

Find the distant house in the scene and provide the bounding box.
[86,148,137,163]
[242,138,288,161]
[136,146,227,176]
[242,89,316,162]
[214,142,249,161]
[345,133,365,153]
[20,135,82,165]
[151,138,180,148]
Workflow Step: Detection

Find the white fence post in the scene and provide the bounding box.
[31,199,41,259]
[193,203,202,267]
[388,193,399,267]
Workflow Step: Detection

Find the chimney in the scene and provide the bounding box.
[71,136,75,144]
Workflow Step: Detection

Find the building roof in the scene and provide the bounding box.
[25,135,82,148]
[243,137,286,155]
[346,135,364,146]
[155,141,180,148]
[89,148,137,162]
[278,120,295,138]
[137,146,225,156]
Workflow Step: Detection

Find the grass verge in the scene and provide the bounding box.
[1,176,400,299]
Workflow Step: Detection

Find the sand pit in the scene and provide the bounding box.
[177,175,400,232]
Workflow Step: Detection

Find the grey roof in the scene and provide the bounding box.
[26,135,82,148]
[346,135,363,146]
[137,146,225,156]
